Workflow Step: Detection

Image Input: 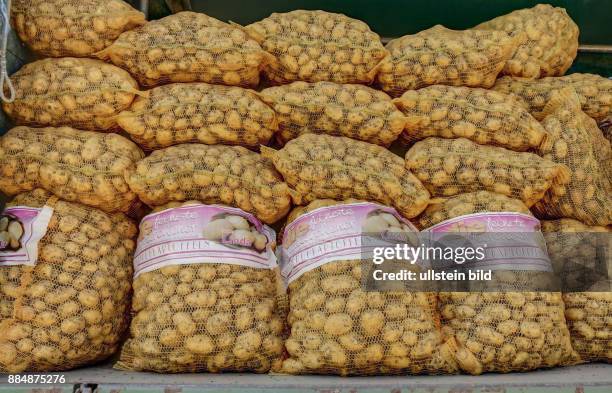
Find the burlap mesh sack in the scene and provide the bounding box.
[261,134,430,219]
[420,200,574,374]
[0,126,144,213]
[116,200,285,373]
[404,137,570,207]
[377,25,523,96]
[492,73,612,122]
[11,0,146,57]
[414,191,531,230]
[125,144,291,224]
[260,81,405,146]
[532,88,612,226]
[117,83,277,150]
[394,85,548,151]
[0,189,137,372]
[2,58,140,131]
[245,10,387,85]
[475,4,578,78]
[99,11,268,88]
[541,219,611,363]
[280,199,457,375]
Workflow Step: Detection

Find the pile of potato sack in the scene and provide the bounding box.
[0,0,610,376]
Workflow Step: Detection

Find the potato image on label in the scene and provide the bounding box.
[394,85,548,151]
[532,88,612,226]
[405,137,570,207]
[116,200,284,373]
[11,0,145,57]
[202,213,269,253]
[261,134,430,219]
[2,58,140,131]
[245,10,387,85]
[280,200,457,375]
[125,143,292,224]
[260,81,405,146]
[415,191,531,230]
[493,73,612,123]
[117,83,277,150]
[99,12,268,88]
[0,126,144,213]
[0,189,137,372]
[475,4,578,78]
[377,25,523,96]
[0,215,24,251]
[542,219,611,363]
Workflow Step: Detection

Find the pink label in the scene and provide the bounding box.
[281,202,418,284]
[0,206,54,267]
[134,204,277,278]
[424,212,552,272]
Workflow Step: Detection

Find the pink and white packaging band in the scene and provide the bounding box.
[281,202,418,285]
[0,205,54,267]
[133,204,277,278]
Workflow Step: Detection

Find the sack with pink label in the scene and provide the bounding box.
[0,189,137,372]
[419,196,575,374]
[116,201,286,373]
[279,199,457,376]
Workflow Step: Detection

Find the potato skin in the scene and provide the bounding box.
[2,58,139,131]
[100,12,267,88]
[493,74,612,123]
[280,200,457,375]
[475,4,578,78]
[263,134,430,219]
[261,81,405,146]
[11,0,146,57]
[0,126,144,213]
[0,189,137,373]
[125,143,291,224]
[116,201,285,373]
[377,25,523,97]
[246,10,387,85]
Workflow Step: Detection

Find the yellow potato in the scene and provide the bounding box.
[3,58,139,131]
[377,25,523,96]
[475,4,578,78]
[0,126,143,213]
[100,12,267,88]
[0,189,136,373]
[246,10,386,84]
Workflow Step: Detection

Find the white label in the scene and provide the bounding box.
[281,202,418,285]
[133,204,277,278]
[0,206,54,266]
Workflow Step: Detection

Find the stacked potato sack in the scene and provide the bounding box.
[405,137,570,207]
[2,58,140,131]
[11,0,146,57]
[377,25,523,96]
[475,4,579,78]
[262,133,431,219]
[116,83,278,150]
[492,74,612,122]
[0,189,137,372]
[0,126,144,213]
[260,82,406,146]
[99,12,269,88]
[394,85,548,151]
[125,144,292,224]
[532,88,612,226]
[542,219,611,363]
[116,201,285,373]
[417,194,575,374]
[245,10,387,85]
[280,199,457,375]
